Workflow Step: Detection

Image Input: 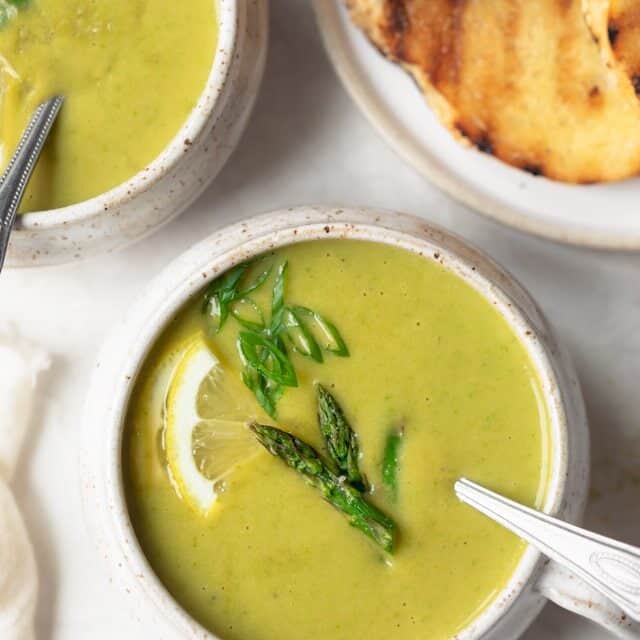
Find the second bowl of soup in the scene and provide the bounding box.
[3,0,267,267]
[82,206,591,639]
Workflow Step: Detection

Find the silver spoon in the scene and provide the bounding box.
[0,95,64,272]
[456,478,640,626]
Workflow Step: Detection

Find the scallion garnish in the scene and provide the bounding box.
[202,259,273,331]
[0,0,27,27]
[203,257,349,417]
[382,427,404,500]
[292,306,349,357]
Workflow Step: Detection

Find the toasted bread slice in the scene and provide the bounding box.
[586,0,640,94]
[347,0,640,183]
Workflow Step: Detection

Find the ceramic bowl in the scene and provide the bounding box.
[6,0,268,268]
[82,206,626,639]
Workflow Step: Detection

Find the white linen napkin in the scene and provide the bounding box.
[0,329,50,640]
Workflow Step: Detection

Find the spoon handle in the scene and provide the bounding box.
[455,477,640,622]
[0,96,63,271]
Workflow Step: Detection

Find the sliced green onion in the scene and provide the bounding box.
[203,259,273,331]
[293,306,349,357]
[238,265,272,297]
[204,256,350,417]
[270,261,287,331]
[242,365,281,418]
[201,262,248,323]
[283,307,323,363]
[238,331,297,387]
[231,297,265,331]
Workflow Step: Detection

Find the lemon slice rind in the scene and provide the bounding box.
[163,334,259,517]
[164,338,220,515]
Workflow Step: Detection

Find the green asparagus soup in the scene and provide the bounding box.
[124,239,551,640]
[0,0,217,211]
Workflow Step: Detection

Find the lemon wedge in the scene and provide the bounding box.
[164,334,258,516]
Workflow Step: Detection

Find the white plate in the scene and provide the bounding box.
[313,1,640,249]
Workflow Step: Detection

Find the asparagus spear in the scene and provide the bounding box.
[250,423,395,553]
[382,427,404,500]
[316,385,367,491]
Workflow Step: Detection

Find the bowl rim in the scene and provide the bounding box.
[15,0,238,232]
[89,206,572,639]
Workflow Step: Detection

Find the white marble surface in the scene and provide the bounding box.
[1,2,638,638]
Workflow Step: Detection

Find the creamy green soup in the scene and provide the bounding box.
[124,240,550,640]
[0,0,217,211]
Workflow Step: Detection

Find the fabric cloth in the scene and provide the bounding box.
[0,329,49,640]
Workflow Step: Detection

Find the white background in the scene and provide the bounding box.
[1,2,639,638]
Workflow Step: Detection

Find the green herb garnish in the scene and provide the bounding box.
[238,331,297,387]
[270,262,287,331]
[382,427,404,500]
[230,297,265,332]
[241,367,282,419]
[292,306,349,356]
[203,258,349,417]
[202,259,272,331]
[283,307,324,362]
[0,0,29,28]
[250,422,395,553]
[317,385,367,491]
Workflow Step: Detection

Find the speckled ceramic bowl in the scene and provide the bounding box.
[6,0,267,268]
[82,207,633,639]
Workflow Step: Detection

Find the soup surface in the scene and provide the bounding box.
[0,0,217,211]
[124,240,551,640]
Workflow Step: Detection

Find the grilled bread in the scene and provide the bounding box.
[347,0,640,183]
[586,0,640,93]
